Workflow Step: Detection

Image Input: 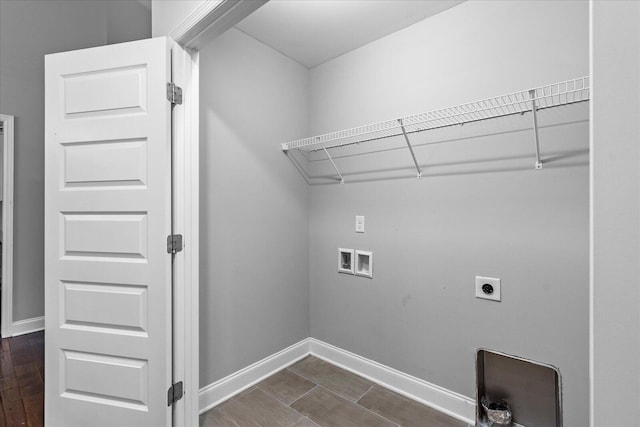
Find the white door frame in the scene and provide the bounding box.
[168,1,267,425]
[171,42,200,427]
[0,114,15,339]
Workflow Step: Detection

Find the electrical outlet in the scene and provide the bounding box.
[475,276,501,302]
[355,216,365,233]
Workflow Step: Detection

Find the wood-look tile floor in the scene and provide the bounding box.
[0,334,469,427]
[0,331,44,427]
[200,355,469,427]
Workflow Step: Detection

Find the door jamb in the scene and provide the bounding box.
[170,43,200,427]
[0,114,15,339]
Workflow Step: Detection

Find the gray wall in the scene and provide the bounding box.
[307,2,589,426]
[0,0,151,323]
[151,0,204,39]
[592,2,640,425]
[198,28,310,386]
[107,0,152,45]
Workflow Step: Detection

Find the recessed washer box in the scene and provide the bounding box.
[355,250,373,278]
[338,248,354,274]
[476,349,562,427]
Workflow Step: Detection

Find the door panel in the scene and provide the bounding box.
[61,280,148,335]
[45,37,172,427]
[62,138,148,188]
[61,212,149,260]
[60,350,149,409]
[62,64,147,117]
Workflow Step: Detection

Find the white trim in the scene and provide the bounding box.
[170,0,267,50]
[186,49,200,426]
[198,338,312,414]
[170,40,200,427]
[588,2,594,426]
[198,338,476,425]
[0,114,15,339]
[12,316,44,337]
[308,338,476,425]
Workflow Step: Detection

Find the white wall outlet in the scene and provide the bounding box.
[355,250,373,278]
[355,215,365,233]
[338,248,354,274]
[475,276,501,301]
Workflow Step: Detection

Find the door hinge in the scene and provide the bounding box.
[167,82,183,105]
[168,381,184,406]
[167,234,183,254]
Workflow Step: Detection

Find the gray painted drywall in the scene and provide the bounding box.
[307,2,589,426]
[592,2,640,425]
[198,28,310,386]
[151,0,204,38]
[107,0,152,45]
[0,0,151,323]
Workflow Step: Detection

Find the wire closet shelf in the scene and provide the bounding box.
[281,77,590,183]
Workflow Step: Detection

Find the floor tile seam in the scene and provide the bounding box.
[351,385,404,427]
[356,380,462,426]
[217,386,256,410]
[291,410,319,426]
[286,367,371,403]
[216,401,241,425]
[272,367,320,394]
[291,358,364,384]
[298,384,400,427]
[300,415,322,427]
[354,384,374,404]
[288,384,319,409]
[198,408,239,427]
[218,387,308,427]
[286,365,311,380]
[254,382,313,408]
[354,401,401,427]
[285,367,320,390]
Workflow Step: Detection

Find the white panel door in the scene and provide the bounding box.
[45,37,173,427]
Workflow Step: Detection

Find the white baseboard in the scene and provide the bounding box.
[308,338,475,425]
[11,316,45,337]
[199,337,476,425]
[199,338,311,414]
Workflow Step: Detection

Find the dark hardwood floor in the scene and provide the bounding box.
[0,331,44,427]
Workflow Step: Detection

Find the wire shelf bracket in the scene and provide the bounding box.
[322,145,344,184]
[529,89,543,170]
[280,77,590,183]
[398,118,423,178]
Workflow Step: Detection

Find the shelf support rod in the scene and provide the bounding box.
[529,89,543,170]
[322,146,344,184]
[398,119,423,178]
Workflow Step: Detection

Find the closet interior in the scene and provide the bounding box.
[198,1,589,426]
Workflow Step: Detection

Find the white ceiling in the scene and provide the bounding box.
[235,0,465,69]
